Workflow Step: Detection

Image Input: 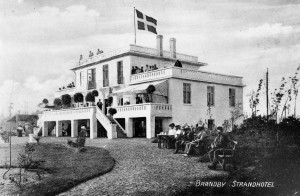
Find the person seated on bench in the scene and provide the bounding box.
[208,126,237,170]
[184,126,208,156]
[67,126,88,148]
[174,125,189,154]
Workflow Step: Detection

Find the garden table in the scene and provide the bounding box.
[157,134,175,149]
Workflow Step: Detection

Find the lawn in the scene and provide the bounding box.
[0,138,115,196]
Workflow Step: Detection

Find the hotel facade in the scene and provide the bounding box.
[39,35,244,139]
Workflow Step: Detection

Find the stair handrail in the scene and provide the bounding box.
[95,107,113,131]
[112,118,126,134]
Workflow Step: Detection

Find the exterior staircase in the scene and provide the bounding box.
[95,107,126,138]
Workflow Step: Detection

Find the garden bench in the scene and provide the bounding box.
[217,141,237,170]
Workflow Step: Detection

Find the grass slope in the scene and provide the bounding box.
[11,143,115,196]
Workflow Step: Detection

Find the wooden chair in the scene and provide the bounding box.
[217,141,238,170]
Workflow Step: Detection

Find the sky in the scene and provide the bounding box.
[0,0,300,117]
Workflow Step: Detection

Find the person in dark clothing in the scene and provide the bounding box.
[208,127,237,170]
[131,66,136,74]
[140,66,144,72]
[174,126,189,154]
[97,100,103,110]
[184,126,208,156]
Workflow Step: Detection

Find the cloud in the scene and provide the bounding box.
[0,75,73,116]
[239,23,294,38]
[0,5,102,43]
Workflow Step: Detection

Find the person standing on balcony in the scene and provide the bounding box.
[140,66,144,73]
[89,51,94,57]
[145,64,149,72]
[97,49,103,55]
[153,64,158,70]
[97,99,103,110]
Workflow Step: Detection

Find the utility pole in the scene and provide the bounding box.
[266,68,269,121]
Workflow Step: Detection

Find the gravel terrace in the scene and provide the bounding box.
[0,137,227,195]
[59,137,227,196]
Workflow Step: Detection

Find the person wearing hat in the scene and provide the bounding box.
[166,123,176,148]
[208,126,237,170]
[174,125,190,154]
[75,126,87,147]
[184,126,208,156]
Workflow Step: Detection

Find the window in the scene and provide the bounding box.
[208,119,215,130]
[183,83,191,104]
[229,88,236,107]
[207,86,215,106]
[117,61,123,84]
[103,64,109,87]
[87,68,96,90]
[79,71,83,86]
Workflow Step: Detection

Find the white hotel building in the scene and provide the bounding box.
[39,35,244,139]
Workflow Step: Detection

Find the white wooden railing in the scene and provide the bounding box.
[71,45,199,68]
[111,103,172,118]
[130,67,243,86]
[95,107,112,130]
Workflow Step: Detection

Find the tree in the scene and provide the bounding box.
[146,84,156,102]
[53,98,62,109]
[74,93,84,107]
[85,92,95,104]
[42,99,49,105]
[108,108,117,116]
[61,94,72,107]
[291,65,300,117]
[92,90,99,97]
[248,79,263,117]
[229,104,243,131]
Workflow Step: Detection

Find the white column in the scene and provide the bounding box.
[125,117,133,137]
[56,121,62,137]
[146,116,155,139]
[108,124,118,139]
[71,120,78,138]
[42,121,48,137]
[112,96,118,107]
[90,116,98,139]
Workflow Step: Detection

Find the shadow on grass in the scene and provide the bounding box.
[5,143,115,196]
[133,146,300,196]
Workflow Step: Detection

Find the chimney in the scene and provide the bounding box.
[169,38,176,58]
[156,35,163,57]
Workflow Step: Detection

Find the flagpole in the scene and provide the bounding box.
[134,7,136,44]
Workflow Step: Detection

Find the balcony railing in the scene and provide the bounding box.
[71,45,199,68]
[54,87,76,98]
[111,103,172,118]
[130,67,243,86]
[43,106,96,121]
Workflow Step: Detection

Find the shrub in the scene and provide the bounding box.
[53,98,62,108]
[108,108,117,116]
[61,94,72,107]
[85,92,95,102]
[146,84,156,94]
[74,93,84,103]
[92,90,99,97]
[42,99,48,105]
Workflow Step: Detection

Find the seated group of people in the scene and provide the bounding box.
[131,64,158,74]
[164,122,237,170]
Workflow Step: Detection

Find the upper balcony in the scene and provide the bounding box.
[42,106,96,121]
[130,67,244,87]
[54,87,76,98]
[70,45,203,69]
[112,103,172,119]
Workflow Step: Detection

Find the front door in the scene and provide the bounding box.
[133,117,146,137]
[155,117,163,135]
